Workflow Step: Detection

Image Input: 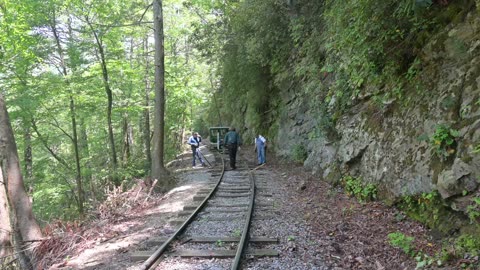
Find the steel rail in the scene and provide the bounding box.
[231,161,256,270]
[139,152,225,270]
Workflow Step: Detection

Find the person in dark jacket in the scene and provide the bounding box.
[224,127,242,169]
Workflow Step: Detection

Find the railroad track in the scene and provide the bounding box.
[133,150,278,269]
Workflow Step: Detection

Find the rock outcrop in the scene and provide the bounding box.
[277,11,480,206]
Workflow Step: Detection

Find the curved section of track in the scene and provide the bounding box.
[138,151,267,270]
[139,154,226,270]
[231,160,255,270]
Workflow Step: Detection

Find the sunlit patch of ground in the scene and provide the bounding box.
[45,147,218,269]
[62,169,213,269]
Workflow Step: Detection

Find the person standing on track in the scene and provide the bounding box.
[224,127,242,170]
[188,132,205,168]
[254,134,267,165]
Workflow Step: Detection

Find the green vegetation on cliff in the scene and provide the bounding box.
[195,0,475,140]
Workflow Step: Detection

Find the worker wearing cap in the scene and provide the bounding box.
[187,132,205,167]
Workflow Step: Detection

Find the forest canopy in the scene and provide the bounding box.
[0,0,214,222]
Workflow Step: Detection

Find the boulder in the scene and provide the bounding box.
[437,158,477,199]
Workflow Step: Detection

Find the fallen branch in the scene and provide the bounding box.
[143,179,158,204]
[251,163,266,171]
[133,186,143,203]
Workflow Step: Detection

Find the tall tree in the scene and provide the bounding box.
[142,37,152,176]
[151,0,169,181]
[0,93,42,269]
[50,5,84,214]
[85,17,119,184]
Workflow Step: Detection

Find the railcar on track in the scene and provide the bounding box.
[208,127,229,150]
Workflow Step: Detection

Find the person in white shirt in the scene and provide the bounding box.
[254,134,267,165]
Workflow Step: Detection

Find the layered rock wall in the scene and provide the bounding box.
[277,12,480,205]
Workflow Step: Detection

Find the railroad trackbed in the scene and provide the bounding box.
[131,151,281,269]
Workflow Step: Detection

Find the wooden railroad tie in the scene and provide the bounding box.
[173,249,279,258]
[131,236,278,261]
[215,193,250,198]
[131,249,279,261]
[217,188,250,193]
[219,185,250,189]
[192,196,206,201]
[208,203,249,207]
[183,205,199,211]
[178,208,247,218]
[144,236,278,245]
[198,214,274,221]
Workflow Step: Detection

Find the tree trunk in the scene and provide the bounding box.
[122,38,135,168]
[143,37,152,176]
[0,93,42,269]
[210,77,223,125]
[180,112,186,150]
[151,0,169,182]
[52,13,84,214]
[122,113,131,166]
[86,18,119,185]
[0,165,13,263]
[23,123,32,182]
[98,41,118,177]
[23,122,33,205]
[79,117,95,203]
[69,94,84,214]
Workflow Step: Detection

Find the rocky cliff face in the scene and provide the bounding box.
[277,11,480,211]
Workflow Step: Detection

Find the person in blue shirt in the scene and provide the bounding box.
[224,127,242,170]
[187,132,205,167]
[254,134,267,165]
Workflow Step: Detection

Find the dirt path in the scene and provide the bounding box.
[43,148,435,270]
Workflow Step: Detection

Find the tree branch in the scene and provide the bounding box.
[77,4,153,30]
[50,118,74,142]
[31,120,72,171]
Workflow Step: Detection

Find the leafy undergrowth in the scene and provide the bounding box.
[35,180,162,269]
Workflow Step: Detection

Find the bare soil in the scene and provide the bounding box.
[267,155,432,270]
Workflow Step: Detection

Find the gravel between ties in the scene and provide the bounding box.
[157,152,329,270]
